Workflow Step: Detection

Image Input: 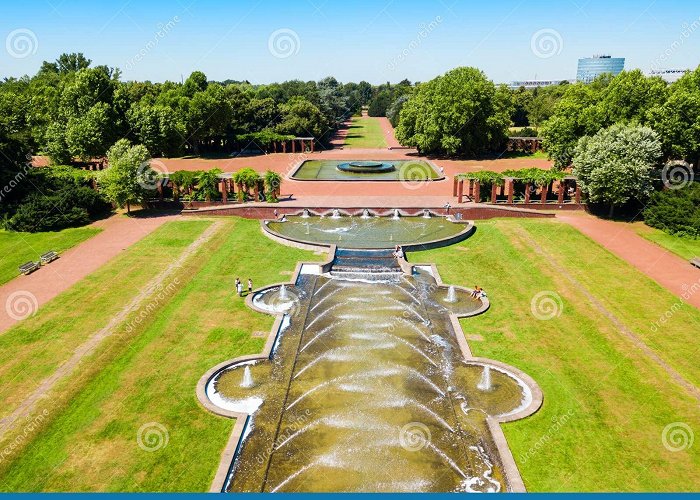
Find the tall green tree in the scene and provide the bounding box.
[396,67,512,156]
[573,124,662,217]
[98,139,152,213]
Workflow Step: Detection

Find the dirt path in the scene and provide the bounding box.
[560,215,700,311]
[0,214,176,333]
[0,221,223,438]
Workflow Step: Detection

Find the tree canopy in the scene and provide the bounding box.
[395,67,513,156]
[572,124,662,216]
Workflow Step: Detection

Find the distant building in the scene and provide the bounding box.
[576,55,625,83]
[648,69,689,83]
[508,80,570,90]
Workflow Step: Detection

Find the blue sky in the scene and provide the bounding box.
[1,0,699,84]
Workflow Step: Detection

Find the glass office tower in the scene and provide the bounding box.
[576,55,625,83]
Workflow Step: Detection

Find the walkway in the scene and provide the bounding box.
[377,116,402,149]
[560,214,700,310]
[0,213,176,333]
[0,221,222,437]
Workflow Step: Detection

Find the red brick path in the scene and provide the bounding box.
[0,214,175,333]
[560,214,700,310]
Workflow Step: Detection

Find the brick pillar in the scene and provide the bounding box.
[457,179,464,203]
[453,177,459,197]
[467,180,473,198]
[157,182,164,201]
[300,139,304,152]
[474,181,481,204]
[221,181,228,204]
[491,183,498,204]
[507,179,514,204]
[575,186,582,204]
[311,139,314,152]
[254,184,259,202]
[540,184,548,204]
[292,140,296,153]
[283,141,287,153]
[524,183,531,204]
[558,182,565,204]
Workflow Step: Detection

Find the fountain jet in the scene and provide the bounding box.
[477,365,492,392]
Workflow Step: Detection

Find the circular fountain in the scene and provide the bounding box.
[337,161,396,174]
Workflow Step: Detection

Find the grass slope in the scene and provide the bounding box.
[414,219,700,491]
[633,222,700,261]
[0,227,101,285]
[0,217,321,491]
[344,116,387,149]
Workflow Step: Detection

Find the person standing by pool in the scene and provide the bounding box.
[247,278,253,295]
[236,278,243,297]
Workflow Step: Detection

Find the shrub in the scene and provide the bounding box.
[644,183,700,238]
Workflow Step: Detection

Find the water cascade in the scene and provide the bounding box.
[445,286,457,303]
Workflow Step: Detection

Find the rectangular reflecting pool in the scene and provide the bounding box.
[290,160,442,181]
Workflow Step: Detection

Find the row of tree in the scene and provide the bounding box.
[1,53,415,164]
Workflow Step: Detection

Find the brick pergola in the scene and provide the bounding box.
[453,175,582,205]
[272,137,315,154]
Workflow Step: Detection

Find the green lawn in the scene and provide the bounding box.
[0,226,101,285]
[633,222,700,261]
[344,116,387,149]
[1,217,697,491]
[414,219,700,491]
[0,217,321,491]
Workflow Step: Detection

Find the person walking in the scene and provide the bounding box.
[236,277,243,297]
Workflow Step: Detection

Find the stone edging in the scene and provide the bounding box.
[195,237,543,493]
[259,211,475,252]
[287,158,446,182]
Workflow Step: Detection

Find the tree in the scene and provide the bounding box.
[395,67,512,156]
[65,102,113,160]
[233,168,261,202]
[98,139,152,213]
[572,124,662,217]
[263,170,282,202]
[648,67,700,165]
[644,183,700,238]
[39,52,91,75]
[276,97,327,139]
[127,103,184,157]
[195,168,223,201]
